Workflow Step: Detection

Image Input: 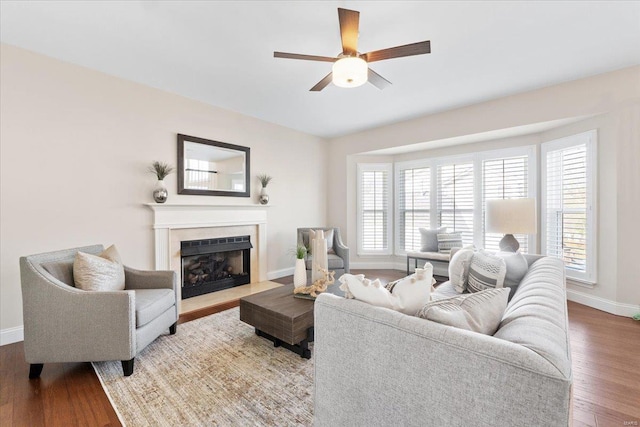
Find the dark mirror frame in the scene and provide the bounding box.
[177,134,250,197]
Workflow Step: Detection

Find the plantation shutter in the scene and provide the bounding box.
[358,164,392,254]
[482,156,529,252]
[542,131,596,282]
[398,166,431,252]
[437,162,474,245]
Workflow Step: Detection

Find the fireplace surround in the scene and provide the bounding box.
[146,203,268,311]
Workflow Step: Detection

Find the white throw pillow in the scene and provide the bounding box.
[338,274,395,310]
[495,251,528,294]
[73,245,125,291]
[448,248,474,293]
[416,288,510,335]
[386,265,435,315]
[467,250,507,293]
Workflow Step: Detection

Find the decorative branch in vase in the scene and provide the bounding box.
[148,161,174,204]
[257,173,272,205]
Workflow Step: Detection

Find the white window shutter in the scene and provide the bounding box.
[482,156,530,252]
[357,164,392,255]
[397,166,431,253]
[542,131,597,283]
[437,162,474,245]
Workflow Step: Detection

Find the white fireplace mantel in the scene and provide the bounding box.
[145,203,268,283]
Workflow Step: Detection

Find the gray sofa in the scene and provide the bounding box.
[314,255,572,426]
[20,245,178,377]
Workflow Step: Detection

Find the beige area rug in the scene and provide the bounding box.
[93,307,314,427]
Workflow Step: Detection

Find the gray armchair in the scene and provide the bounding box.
[297,227,349,280]
[20,245,178,378]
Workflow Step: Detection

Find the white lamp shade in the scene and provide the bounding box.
[486,198,537,234]
[332,57,368,88]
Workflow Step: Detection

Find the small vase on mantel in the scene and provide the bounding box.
[148,161,174,204]
[259,187,269,205]
[257,174,272,205]
[294,259,307,288]
[153,179,168,204]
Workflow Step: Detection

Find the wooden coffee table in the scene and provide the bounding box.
[240,284,341,359]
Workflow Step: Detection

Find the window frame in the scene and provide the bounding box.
[357,163,393,256]
[541,130,597,284]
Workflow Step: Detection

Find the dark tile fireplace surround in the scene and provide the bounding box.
[180,235,252,299]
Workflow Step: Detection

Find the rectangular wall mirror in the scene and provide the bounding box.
[177,134,250,197]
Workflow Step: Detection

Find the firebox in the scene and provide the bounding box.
[180,235,252,299]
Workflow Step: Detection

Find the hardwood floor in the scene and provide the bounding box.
[1,269,638,426]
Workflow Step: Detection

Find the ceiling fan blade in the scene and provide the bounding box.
[368,68,392,90]
[338,8,359,55]
[274,52,336,62]
[362,40,431,63]
[310,73,333,91]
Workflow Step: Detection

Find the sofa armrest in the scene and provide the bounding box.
[20,257,136,363]
[314,294,572,426]
[124,266,176,291]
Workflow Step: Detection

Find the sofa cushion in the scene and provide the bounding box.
[416,287,510,335]
[467,250,506,293]
[431,281,461,300]
[437,232,463,253]
[419,226,446,252]
[42,260,75,286]
[305,254,344,270]
[448,248,474,293]
[134,288,176,327]
[495,251,529,299]
[73,245,125,291]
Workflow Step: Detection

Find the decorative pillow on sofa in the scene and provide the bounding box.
[448,248,474,293]
[437,232,463,254]
[416,287,510,335]
[467,250,506,293]
[495,251,528,299]
[73,245,125,291]
[419,227,446,252]
[383,265,435,315]
[338,274,395,310]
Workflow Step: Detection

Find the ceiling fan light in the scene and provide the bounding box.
[332,57,368,88]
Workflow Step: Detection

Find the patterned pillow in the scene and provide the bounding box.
[416,287,510,335]
[448,248,475,293]
[437,232,463,254]
[73,245,125,291]
[419,227,446,252]
[467,250,507,293]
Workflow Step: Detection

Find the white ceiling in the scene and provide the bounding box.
[1,1,639,138]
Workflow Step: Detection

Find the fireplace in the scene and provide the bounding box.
[180,235,252,299]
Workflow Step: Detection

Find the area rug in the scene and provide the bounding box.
[93,307,314,426]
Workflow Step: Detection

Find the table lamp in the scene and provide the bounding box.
[486,198,537,252]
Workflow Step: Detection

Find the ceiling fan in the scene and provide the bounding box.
[274,8,431,91]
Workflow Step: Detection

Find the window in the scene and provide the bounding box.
[437,161,474,245]
[542,131,597,283]
[357,163,392,255]
[396,164,431,252]
[482,154,532,252]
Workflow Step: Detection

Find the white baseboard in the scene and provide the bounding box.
[1,325,24,346]
[267,267,295,280]
[567,289,639,318]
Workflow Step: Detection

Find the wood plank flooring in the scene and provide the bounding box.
[1,269,638,426]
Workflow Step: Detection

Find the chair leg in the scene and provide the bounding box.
[29,363,44,379]
[121,358,134,376]
[169,322,177,335]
